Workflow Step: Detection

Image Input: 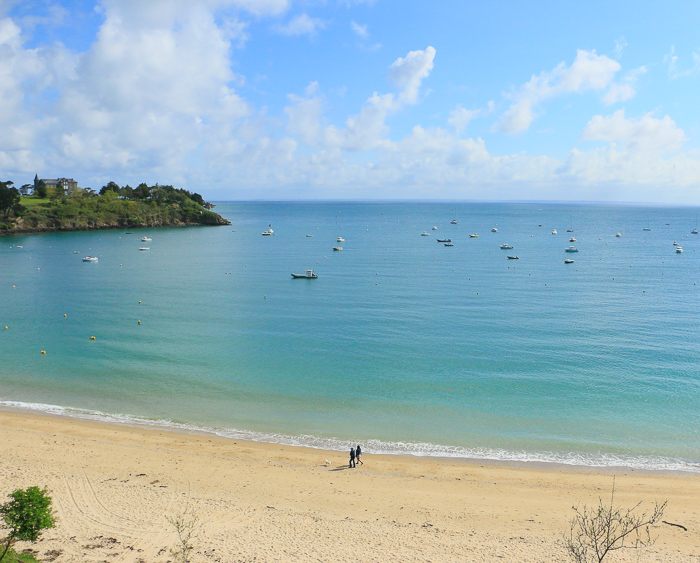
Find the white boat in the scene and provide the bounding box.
[692,229,698,235]
[141,237,152,242]
[569,237,576,242]
[432,226,438,230]
[566,229,573,233]
[333,246,343,251]
[565,246,579,253]
[616,233,622,237]
[564,259,574,264]
[676,246,683,253]
[139,247,150,251]
[291,269,318,279]
[673,241,679,246]
[552,229,557,235]
[444,243,454,247]
[82,256,98,262]
[262,230,272,236]
[491,228,498,232]
[306,234,313,237]
[451,219,458,224]
[421,231,430,236]
[337,237,345,242]
[499,244,513,249]
[469,233,479,238]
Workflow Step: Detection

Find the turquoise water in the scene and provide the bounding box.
[1,202,699,472]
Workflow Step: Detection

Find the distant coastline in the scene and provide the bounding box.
[1,183,230,234]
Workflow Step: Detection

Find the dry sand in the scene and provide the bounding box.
[0,409,698,562]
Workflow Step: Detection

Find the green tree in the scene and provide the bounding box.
[35,180,47,199]
[0,181,20,219]
[53,181,65,198]
[99,181,121,196]
[0,487,56,562]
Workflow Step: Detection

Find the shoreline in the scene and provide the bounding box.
[1,409,699,562]
[1,401,697,476]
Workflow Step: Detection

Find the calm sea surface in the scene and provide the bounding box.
[1,202,699,471]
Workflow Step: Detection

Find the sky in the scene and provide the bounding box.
[1,0,700,202]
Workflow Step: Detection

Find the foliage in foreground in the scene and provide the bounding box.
[0,487,56,562]
[167,509,201,563]
[0,548,41,563]
[565,481,666,563]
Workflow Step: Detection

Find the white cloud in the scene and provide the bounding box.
[387,46,436,105]
[494,49,620,134]
[665,45,700,79]
[448,102,493,135]
[582,110,686,154]
[602,66,646,105]
[273,13,326,36]
[350,20,367,38]
[614,37,628,60]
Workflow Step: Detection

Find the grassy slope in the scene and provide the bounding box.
[10,195,228,231]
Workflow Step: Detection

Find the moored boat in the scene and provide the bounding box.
[469,233,479,238]
[507,255,519,260]
[333,246,343,251]
[437,238,451,243]
[82,256,98,262]
[291,269,318,279]
[499,244,513,249]
[565,246,579,253]
[564,259,574,264]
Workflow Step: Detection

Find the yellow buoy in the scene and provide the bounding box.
[138,320,141,324]
[4,326,7,330]
[64,314,67,317]
[139,300,141,304]
[41,350,46,354]
[90,336,96,340]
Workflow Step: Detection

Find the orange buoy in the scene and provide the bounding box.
[41,350,46,354]
[90,336,96,340]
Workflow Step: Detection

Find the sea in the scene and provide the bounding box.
[1,201,699,473]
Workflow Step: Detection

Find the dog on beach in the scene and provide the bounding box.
[325,459,332,467]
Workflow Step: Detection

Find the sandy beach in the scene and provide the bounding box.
[0,410,698,563]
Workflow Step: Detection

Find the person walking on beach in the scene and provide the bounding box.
[349,447,356,468]
[356,445,363,465]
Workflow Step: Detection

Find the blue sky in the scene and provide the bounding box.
[1,0,700,202]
